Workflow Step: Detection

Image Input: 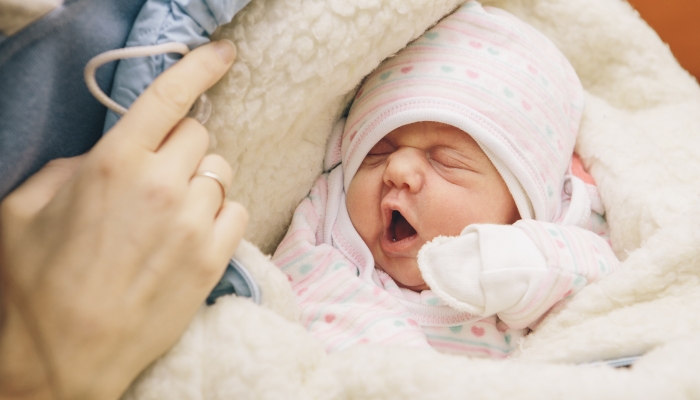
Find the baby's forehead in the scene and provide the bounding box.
[380,122,482,147]
[368,122,493,165]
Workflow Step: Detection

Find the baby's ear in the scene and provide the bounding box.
[324,118,346,171]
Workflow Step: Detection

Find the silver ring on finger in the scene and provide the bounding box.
[194,171,227,199]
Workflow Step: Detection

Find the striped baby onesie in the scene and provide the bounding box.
[272,172,619,357]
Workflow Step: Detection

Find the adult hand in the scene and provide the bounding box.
[0,40,247,400]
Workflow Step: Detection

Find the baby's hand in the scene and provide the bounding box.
[418,224,546,322]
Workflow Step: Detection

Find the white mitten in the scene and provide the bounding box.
[418,224,548,322]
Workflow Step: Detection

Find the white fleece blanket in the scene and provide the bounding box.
[123,0,700,398]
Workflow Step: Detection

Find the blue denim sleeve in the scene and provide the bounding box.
[103,0,252,132]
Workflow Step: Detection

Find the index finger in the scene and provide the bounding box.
[110,40,236,152]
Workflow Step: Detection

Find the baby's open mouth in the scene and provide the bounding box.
[390,210,417,242]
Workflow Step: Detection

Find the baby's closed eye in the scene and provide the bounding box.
[361,140,396,167]
[428,147,482,171]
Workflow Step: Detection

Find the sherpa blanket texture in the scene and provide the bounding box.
[122,0,700,398]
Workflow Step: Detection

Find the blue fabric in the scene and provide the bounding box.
[0,0,146,199]
[103,0,252,132]
[206,257,262,305]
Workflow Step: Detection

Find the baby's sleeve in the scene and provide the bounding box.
[418,220,619,329]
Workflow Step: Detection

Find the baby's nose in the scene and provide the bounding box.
[383,147,425,193]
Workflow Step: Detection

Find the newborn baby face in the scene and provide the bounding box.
[346,122,519,291]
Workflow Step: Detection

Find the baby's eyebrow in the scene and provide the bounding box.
[434,142,475,155]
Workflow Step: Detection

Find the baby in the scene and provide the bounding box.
[272,1,619,357]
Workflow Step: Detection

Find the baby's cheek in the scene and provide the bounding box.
[346,172,381,240]
[346,176,366,216]
[423,198,474,238]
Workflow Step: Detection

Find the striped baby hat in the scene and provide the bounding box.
[340,0,585,222]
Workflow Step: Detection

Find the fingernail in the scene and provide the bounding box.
[214,39,236,64]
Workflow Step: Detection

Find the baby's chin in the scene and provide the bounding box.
[396,280,431,292]
[376,258,430,292]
